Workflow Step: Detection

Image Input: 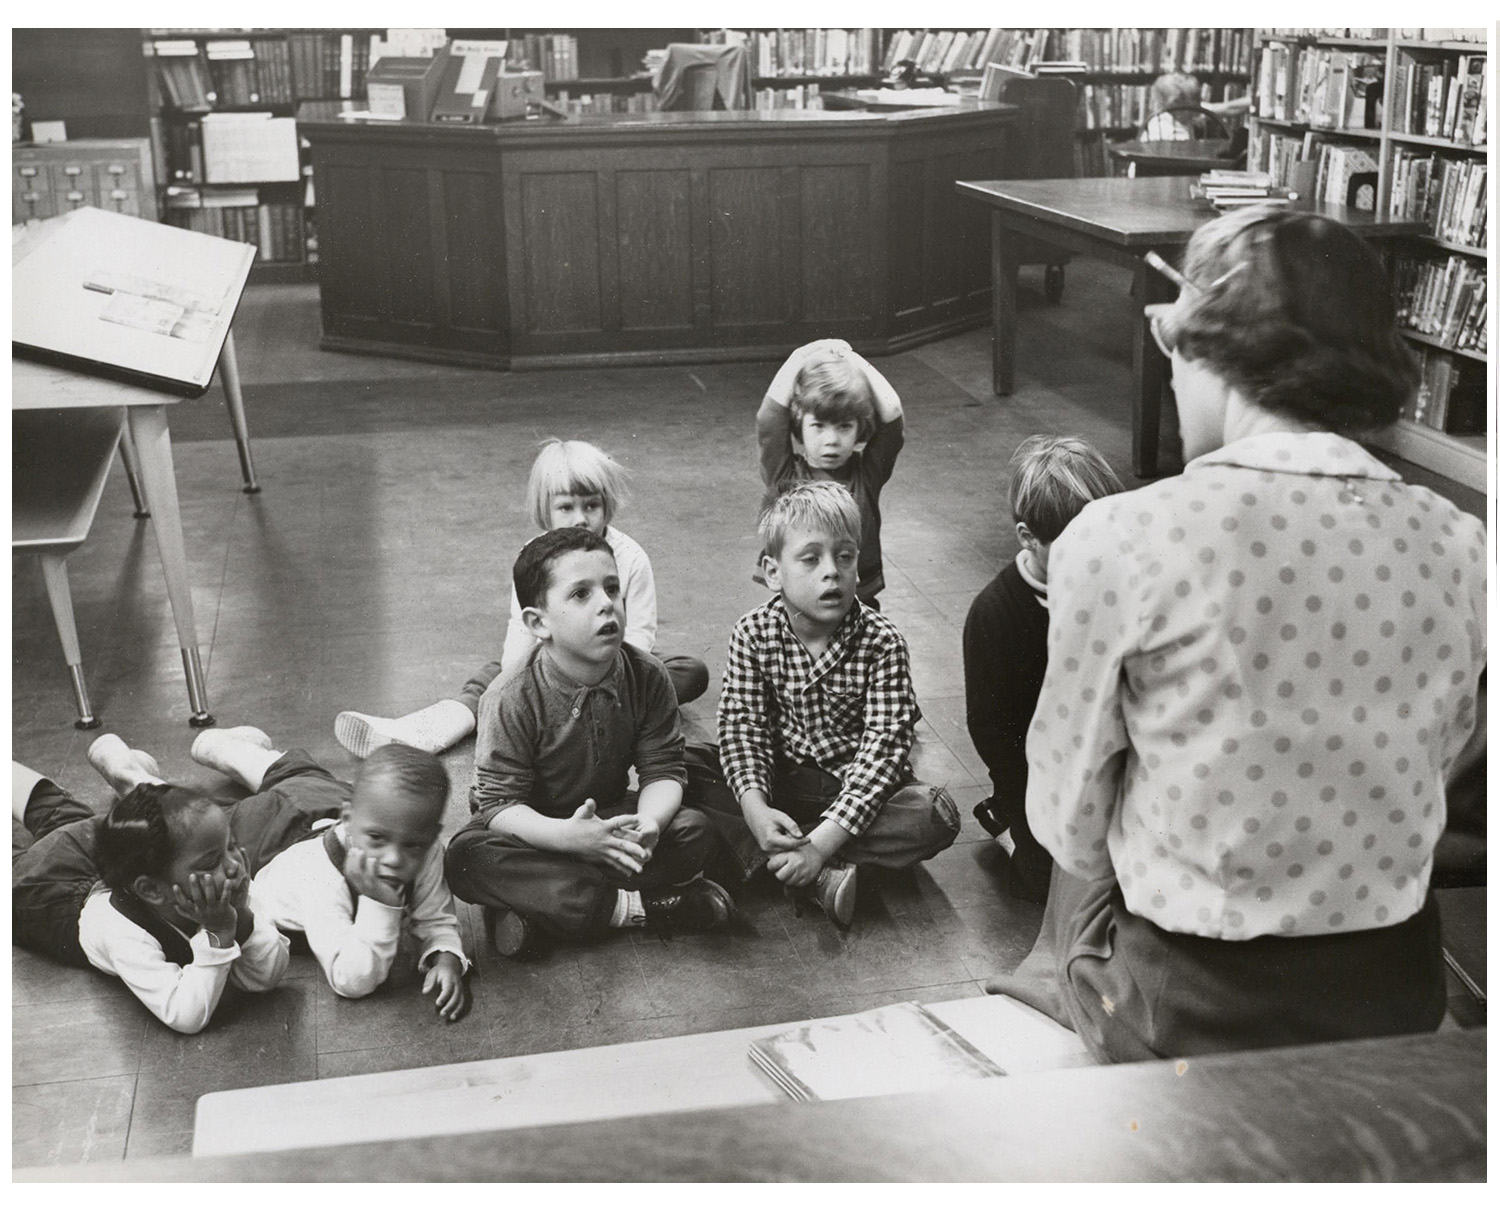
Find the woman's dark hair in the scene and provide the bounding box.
[95,783,210,891]
[1174,207,1418,432]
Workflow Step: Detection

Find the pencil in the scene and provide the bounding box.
[1143,250,1189,291]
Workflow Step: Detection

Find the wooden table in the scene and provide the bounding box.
[26,1028,1484,1181]
[954,176,1426,475]
[1107,138,1236,177]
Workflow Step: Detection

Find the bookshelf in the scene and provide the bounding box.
[1248,27,1487,491]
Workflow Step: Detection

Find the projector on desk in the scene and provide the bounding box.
[492,71,544,120]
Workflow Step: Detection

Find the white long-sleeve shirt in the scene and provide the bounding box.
[500,525,657,672]
[253,821,469,999]
[78,881,290,1035]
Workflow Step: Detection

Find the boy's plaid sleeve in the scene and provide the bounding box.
[717,616,776,802]
[824,632,919,835]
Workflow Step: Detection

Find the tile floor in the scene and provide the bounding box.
[11,259,1482,1168]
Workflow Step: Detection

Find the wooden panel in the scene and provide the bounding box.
[708,168,784,326]
[887,166,926,320]
[520,173,601,334]
[924,150,965,308]
[799,164,872,323]
[13,30,152,139]
[378,166,437,328]
[315,159,383,324]
[615,170,693,331]
[439,168,506,342]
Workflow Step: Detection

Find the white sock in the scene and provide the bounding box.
[13,762,48,824]
[334,700,476,760]
[609,888,646,929]
[189,727,282,791]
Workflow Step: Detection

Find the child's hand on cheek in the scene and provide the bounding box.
[172,872,238,941]
[343,845,405,907]
[422,952,470,1022]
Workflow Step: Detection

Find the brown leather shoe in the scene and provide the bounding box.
[641,876,736,938]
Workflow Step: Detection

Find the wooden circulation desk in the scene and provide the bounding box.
[296,101,1017,370]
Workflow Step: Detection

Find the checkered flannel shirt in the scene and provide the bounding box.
[717,596,919,836]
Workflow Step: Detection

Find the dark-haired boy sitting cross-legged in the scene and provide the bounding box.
[446,528,735,958]
[687,481,960,927]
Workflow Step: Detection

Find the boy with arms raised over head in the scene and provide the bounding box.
[188,730,472,1020]
[446,527,735,958]
[963,435,1124,903]
[689,482,959,926]
[758,338,904,606]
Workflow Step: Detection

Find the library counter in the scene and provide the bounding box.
[296,101,1018,369]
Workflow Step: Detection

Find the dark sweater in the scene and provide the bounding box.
[963,559,1050,827]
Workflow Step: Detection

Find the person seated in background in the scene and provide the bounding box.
[447,527,735,960]
[1140,72,1206,141]
[187,728,473,1022]
[687,482,960,928]
[757,338,905,608]
[964,435,1124,903]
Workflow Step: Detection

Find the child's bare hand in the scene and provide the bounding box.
[422,952,470,1022]
[614,818,660,864]
[342,845,406,907]
[225,845,251,910]
[172,871,238,940]
[767,845,824,888]
[746,803,806,854]
[567,799,650,878]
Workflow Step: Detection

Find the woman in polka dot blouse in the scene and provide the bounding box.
[988,208,1487,1063]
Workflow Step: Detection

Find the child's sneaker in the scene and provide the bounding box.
[86,734,164,796]
[641,876,736,939]
[482,905,541,960]
[813,861,858,928]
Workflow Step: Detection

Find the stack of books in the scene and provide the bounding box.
[1193,169,1288,208]
[1391,254,1488,354]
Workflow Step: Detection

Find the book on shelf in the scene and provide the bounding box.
[748,1002,1007,1102]
[164,186,307,263]
[1393,28,1485,43]
[1403,347,1485,433]
[1256,44,1382,128]
[153,39,214,109]
[1392,253,1488,355]
[1389,151,1487,247]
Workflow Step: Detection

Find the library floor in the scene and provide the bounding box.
[12,261,1483,1168]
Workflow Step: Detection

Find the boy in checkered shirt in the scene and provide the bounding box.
[686,482,959,926]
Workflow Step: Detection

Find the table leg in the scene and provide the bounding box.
[218,330,260,494]
[991,213,1019,397]
[117,424,151,518]
[1131,263,1176,478]
[126,404,215,727]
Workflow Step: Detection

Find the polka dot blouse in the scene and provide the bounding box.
[1028,432,1486,940]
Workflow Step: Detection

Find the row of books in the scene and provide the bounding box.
[507,33,581,82]
[1085,81,1249,133]
[1046,28,1253,74]
[1402,348,1483,434]
[151,33,374,109]
[1261,28,1387,39]
[1391,254,1487,355]
[1391,53,1486,145]
[163,191,308,263]
[1392,29,1485,43]
[1389,152,1487,249]
[1306,141,1378,208]
[548,90,660,116]
[1254,45,1383,127]
[752,85,827,111]
[704,29,883,77]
